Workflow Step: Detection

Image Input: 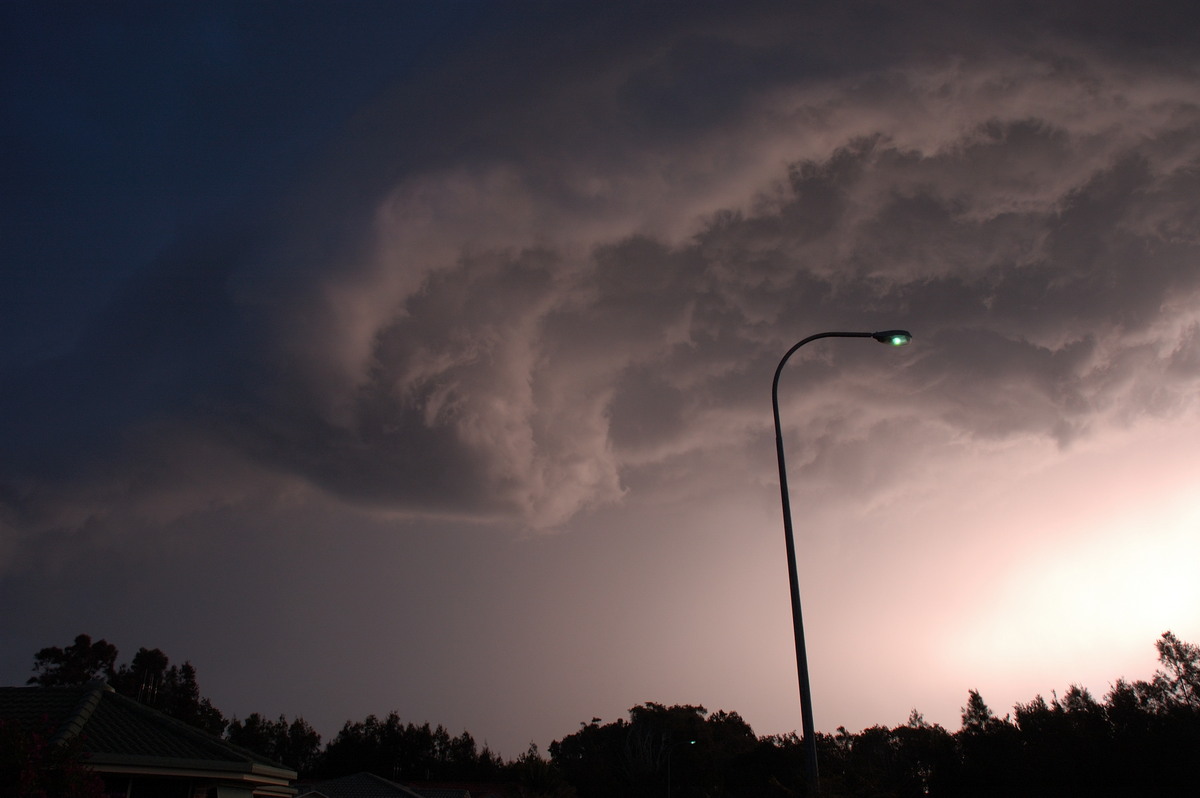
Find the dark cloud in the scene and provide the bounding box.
[0,2,484,367]
[4,2,1200,549]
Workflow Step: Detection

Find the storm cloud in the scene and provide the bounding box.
[8,27,1199,539]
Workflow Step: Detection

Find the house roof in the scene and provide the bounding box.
[294,771,426,798]
[0,682,296,791]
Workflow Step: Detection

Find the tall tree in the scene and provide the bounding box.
[509,742,576,798]
[27,635,226,735]
[159,662,227,735]
[551,703,757,798]
[316,711,501,781]
[960,689,1001,734]
[111,647,170,701]
[27,634,118,686]
[227,713,322,775]
[1152,631,1200,710]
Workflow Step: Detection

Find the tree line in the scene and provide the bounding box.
[10,631,1200,796]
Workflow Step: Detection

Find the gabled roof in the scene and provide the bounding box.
[295,771,426,798]
[0,682,296,793]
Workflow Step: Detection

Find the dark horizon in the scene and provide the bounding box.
[13,628,1200,796]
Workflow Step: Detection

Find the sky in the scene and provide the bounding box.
[3,0,1200,759]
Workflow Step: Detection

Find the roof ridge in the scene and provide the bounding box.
[51,680,112,746]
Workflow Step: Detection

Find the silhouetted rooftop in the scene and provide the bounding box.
[0,682,295,792]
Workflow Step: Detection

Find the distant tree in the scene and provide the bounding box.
[548,715,630,798]
[891,711,958,797]
[955,690,1019,797]
[27,635,226,735]
[110,647,169,700]
[227,713,322,775]
[551,703,759,798]
[808,714,956,798]
[959,689,1001,734]
[27,634,118,686]
[112,653,226,735]
[316,711,502,781]
[1010,687,1114,797]
[1150,630,1200,710]
[509,742,576,798]
[722,732,805,798]
[1119,631,1200,792]
[544,634,1200,798]
[282,716,324,776]
[158,661,227,735]
[831,723,898,795]
[227,713,277,759]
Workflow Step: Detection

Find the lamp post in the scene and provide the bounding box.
[772,329,911,795]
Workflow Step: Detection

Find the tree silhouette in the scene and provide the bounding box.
[1151,630,1200,709]
[227,713,322,775]
[25,634,225,735]
[18,630,1200,796]
[27,634,118,686]
[510,742,577,798]
[551,703,759,798]
[316,711,504,781]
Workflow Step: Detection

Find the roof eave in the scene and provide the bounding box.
[86,753,296,783]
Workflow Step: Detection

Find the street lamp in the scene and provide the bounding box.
[771,329,911,795]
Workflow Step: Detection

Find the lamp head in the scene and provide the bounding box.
[872,329,912,346]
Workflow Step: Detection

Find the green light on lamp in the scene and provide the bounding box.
[872,330,912,346]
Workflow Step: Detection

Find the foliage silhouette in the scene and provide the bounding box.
[16,631,1200,795]
[26,635,227,735]
[316,710,504,782]
[27,634,118,687]
[226,712,322,775]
